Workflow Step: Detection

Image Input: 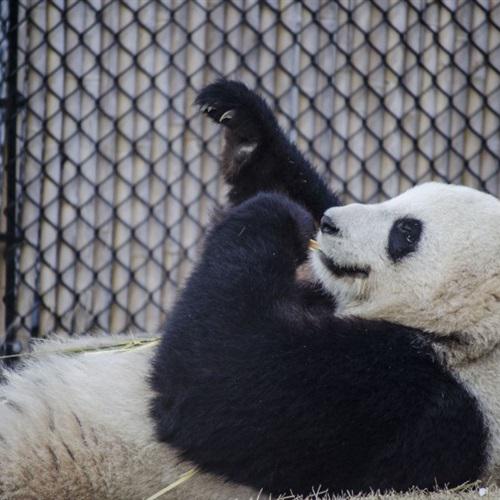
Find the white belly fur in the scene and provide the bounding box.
[0,335,259,500]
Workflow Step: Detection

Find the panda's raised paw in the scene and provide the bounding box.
[196,79,280,183]
[196,79,277,134]
[196,79,339,214]
[196,81,241,128]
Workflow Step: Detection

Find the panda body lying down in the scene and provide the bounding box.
[150,188,492,496]
[1,81,500,498]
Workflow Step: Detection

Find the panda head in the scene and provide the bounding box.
[311,182,500,363]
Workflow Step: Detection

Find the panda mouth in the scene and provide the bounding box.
[319,252,370,279]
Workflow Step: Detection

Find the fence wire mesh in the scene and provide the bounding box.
[1,0,499,347]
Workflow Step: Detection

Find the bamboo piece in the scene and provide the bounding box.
[159,10,180,314]
[259,0,278,124]
[145,467,198,500]
[362,3,388,201]
[385,0,407,197]
[270,0,285,139]
[399,4,422,189]
[183,0,207,251]
[440,3,460,184]
[193,14,223,230]
[166,1,190,299]
[138,0,163,329]
[391,3,416,193]
[156,4,180,316]
[428,1,442,185]
[91,0,120,332]
[344,4,367,202]
[323,2,349,197]
[481,0,500,196]
[314,3,336,183]
[240,0,259,86]
[109,1,139,333]
[147,3,171,328]
[415,5,437,185]
[427,5,445,186]
[159,0,189,311]
[55,0,85,333]
[222,0,242,78]
[129,0,156,329]
[280,2,301,144]
[38,0,66,336]
[354,3,372,201]
[73,0,105,334]
[435,3,460,184]
[257,0,277,105]
[194,0,224,231]
[126,0,151,331]
[296,2,319,171]
[16,1,45,340]
[176,0,211,290]
[331,3,350,201]
[461,3,487,189]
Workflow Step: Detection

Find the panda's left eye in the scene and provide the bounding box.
[388,217,423,262]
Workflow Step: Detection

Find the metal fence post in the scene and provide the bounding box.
[2,0,20,355]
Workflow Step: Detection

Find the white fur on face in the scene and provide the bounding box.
[311,182,500,357]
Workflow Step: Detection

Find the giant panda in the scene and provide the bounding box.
[0,80,499,499]
[149,81,500,494]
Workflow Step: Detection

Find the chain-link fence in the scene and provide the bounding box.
[1,0,499,352]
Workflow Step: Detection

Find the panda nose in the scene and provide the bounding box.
[320,215,340,235]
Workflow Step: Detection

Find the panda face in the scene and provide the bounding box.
[311,182,500,352]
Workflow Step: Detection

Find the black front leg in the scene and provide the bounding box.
[196,79,341,221]
[151,192,315,447]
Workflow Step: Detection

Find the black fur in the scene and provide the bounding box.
[150,81,488,496]
[195,79,340,221]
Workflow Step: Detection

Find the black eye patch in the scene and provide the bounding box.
[388,217,423,262]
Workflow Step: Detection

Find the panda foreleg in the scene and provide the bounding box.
[196,79,340,220]
[151,192,315,432]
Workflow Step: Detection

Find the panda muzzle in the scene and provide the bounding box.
[319,251,370,279]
